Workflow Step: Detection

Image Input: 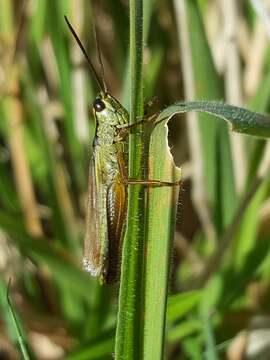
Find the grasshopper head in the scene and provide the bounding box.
[93,92,121,112]
[92,92,129,126]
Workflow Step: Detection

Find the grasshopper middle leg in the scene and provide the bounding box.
[115,114,157,141]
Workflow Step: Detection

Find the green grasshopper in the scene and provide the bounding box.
[65,17,180,284]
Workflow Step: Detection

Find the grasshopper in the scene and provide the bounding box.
[65,17,180,284]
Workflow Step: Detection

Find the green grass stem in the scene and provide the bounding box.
[115,1,145,359]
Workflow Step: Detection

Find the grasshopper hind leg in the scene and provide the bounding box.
[101,179,127,284]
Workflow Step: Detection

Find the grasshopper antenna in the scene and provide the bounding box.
[64,16,105,93]
[92,22,107,93]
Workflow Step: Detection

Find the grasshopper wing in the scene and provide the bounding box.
[83,156,103,277]
[83,151,127,284]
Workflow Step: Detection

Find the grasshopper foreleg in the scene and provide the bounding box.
[115,114,157,141]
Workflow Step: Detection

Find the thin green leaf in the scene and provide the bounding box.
[232,180,269,270]
[201,312,218,360]
[2,280,31,360]
[167,319,202,343]
[156,101,270,138]
[167,291,201,323]
[66,336,114,360]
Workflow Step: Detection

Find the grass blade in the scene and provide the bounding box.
[185,0,236,232]
[5,280,31,360]
[143,109,181,359]
[157,101,270,138]
[115,1,145,358]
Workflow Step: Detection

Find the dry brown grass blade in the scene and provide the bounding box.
[7,77,43,238]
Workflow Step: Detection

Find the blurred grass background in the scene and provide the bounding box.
[0,0,270,359]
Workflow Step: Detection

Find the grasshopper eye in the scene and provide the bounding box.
[93,98,106,112]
